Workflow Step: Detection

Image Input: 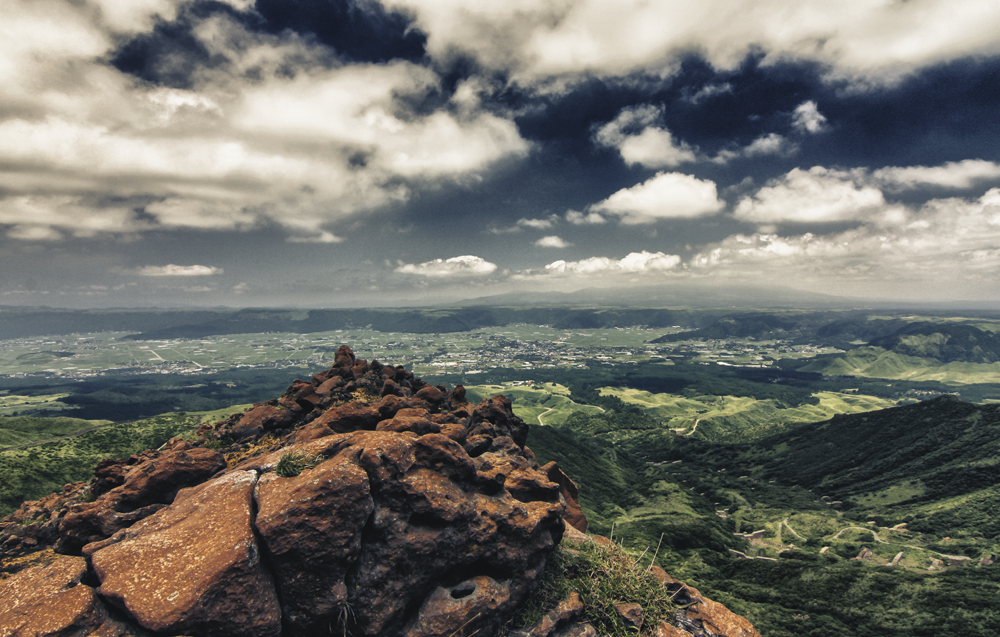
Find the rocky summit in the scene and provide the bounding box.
[0,345,759,637]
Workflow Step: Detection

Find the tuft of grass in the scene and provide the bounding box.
[274,450,323,478]
[509,537,677,636]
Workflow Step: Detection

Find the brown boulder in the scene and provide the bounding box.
[415,385,445,406]
[404,576,510,637]
[115,447,226,511]
[376,408,442,435]
[613,602,643,630]
[542,462,588,532]
[0,556,145,637]
[225,402,298,440]
[56,447,226,554]
[91,471,280,637]
[314,401,382,432]
[334,344,356,369]
[254,454,374,635]
[468,395,529,449]
[657,577,761,637]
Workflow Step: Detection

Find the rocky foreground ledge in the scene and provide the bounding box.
[0,345,759,637]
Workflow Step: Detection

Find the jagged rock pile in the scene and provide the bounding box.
[0,345,759,637]
[1,346,571,637]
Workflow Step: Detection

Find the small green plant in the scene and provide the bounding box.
[78,487,96,503]
[508,537,678,636]
[274,451,323,478]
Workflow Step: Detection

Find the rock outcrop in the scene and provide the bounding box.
[0,347,567,637]
[0,345,760,637]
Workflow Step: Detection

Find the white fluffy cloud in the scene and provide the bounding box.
[543,251,681,276]
[134,264,224,277]
[383,0,1000,86]
[535,235,572,248]
[734,166,886,224]
[874,160,1000,191]
[692,188,1000,298]
[395,255,498,277]
[593,105,698,168]
[792,101,828,134]
[565,210,607,225]
[0,5,530,242]
[592,172,725,224]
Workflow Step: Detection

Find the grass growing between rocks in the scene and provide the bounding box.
[274,450,323,477]
[510,537,677,636]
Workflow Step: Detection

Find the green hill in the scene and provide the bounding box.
[869,322,1000,363]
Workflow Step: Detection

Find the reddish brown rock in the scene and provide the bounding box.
[224,402,298,440]
[415,385,444,406]
[254,454,374,635]
[317,375,345,394]
[91,458,127,497]
[654,622,690,637]
[0,556,144,637]
[376,408,442,435]
[314,401,382,432]
[542,462,588,532]
[404,576,510,637]
[657,576,761,637]
[334,344,356,369]
[292,420,335,443]
[468,395,529,449]
[115,447,225,511]
[56,447,225,554]
[613,602,643,630]
[381,378,403,397]
[91,471,280,637]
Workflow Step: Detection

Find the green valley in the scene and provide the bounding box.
[6,305,1000,635]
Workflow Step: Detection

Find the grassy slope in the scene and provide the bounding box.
[800,347,1000,384]
[525,394,1000,637]
[0,404,249,517]
[600,387,897,441]
[464,383,604,426]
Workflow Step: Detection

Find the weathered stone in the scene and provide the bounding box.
[91,458,127,497]
[658,578,761,637]
[334,344,356,369]
[0,556,145,637]
[415,386,444,406]
[254,453,374,636]
[542,462,588,532]
[56,447,225,554]
[377,408,442,435]
[614,602,643,629]
[225,402,298,440]
[315,401,382,432]
[404,576,510,637]
[317,375,346,394]
[468,395,529,448]
[115,447,226,511]
[292,420,336,443]
[91,471,280,637]
[653,621,689,637]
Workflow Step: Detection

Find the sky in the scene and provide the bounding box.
[3,0,1000,308]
